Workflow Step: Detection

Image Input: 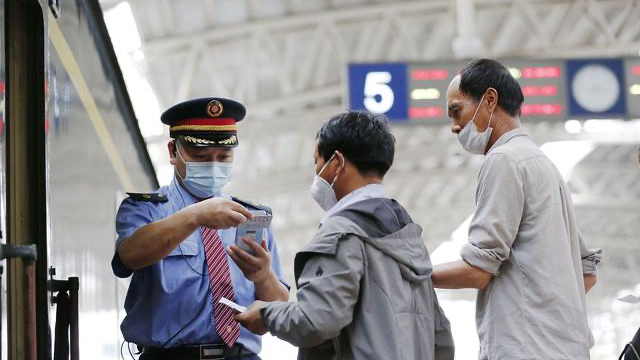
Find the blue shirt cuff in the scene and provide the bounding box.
[112,251,133,278]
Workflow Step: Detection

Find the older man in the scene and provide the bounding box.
[432,59,602,360]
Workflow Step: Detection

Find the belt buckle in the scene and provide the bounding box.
[199,344,225,360]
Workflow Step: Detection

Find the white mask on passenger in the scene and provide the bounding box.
[457,92,494,155]
[310,153,340,211]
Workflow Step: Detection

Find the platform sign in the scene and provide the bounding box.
[625,58,640,119]
[348,63,408,120]
[348,58,640,122]
[502,59,567,121]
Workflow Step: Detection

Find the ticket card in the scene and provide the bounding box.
[219,297,247,312]
[235,211,272,254]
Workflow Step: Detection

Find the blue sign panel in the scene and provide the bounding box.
[348,63,408,121]
[567,59,626,117]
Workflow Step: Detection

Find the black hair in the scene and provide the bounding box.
[316,110,395,177]
[459,59,524,117]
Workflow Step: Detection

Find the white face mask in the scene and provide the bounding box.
[457,92,495,155]
[175,145,232,199]
[310,153,340,211]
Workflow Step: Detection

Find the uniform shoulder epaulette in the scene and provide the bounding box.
[231,196,272,215]
[126,192,168,203]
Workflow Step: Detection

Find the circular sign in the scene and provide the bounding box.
[571,64,620,113]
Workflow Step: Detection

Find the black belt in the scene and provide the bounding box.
[142,343,254,360]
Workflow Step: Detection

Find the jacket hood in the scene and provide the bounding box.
[330,198,433,283]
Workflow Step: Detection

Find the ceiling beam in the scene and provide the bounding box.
[142,0,468,56]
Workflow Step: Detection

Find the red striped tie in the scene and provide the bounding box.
[201,227,240,346]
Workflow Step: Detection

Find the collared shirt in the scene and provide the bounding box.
[460,127,602,360]
[320,183,386,226]
[112,178,289,351]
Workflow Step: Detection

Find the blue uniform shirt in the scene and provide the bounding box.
[112,178,289,351]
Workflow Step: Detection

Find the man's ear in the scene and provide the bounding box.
[486,87,499,112]
[334,151,347,173]
[168,141,178,166]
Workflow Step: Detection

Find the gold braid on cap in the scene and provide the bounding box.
[218,135,237,145]
[181,135,237,145]
[182,136,217,145]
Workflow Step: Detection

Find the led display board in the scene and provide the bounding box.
[625,58,640,119]
[407,62,460,121]
[348,58,640,122]
[502,59,568,121]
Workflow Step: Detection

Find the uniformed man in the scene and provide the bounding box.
[111,97,289,360]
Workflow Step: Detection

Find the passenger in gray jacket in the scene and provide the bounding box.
[235,111,454,360]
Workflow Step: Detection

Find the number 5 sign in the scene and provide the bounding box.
[348,63,408,120]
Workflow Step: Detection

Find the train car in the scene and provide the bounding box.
[1,0,158,359]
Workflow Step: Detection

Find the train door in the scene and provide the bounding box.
[44,0,158,358]
[3,0,48,359]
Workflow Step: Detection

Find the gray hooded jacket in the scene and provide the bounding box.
[261,198,454,360]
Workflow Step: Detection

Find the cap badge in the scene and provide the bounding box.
[206,100,224,117]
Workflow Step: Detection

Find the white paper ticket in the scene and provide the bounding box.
[219,297,247,312]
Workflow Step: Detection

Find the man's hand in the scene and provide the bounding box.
[584,273,597,293]
[190,198,252,230]
[228,239,272,284]
[228,238,289,302]
[235,301,269,335]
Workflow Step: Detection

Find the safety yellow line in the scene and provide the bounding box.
[47,10,136,191]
